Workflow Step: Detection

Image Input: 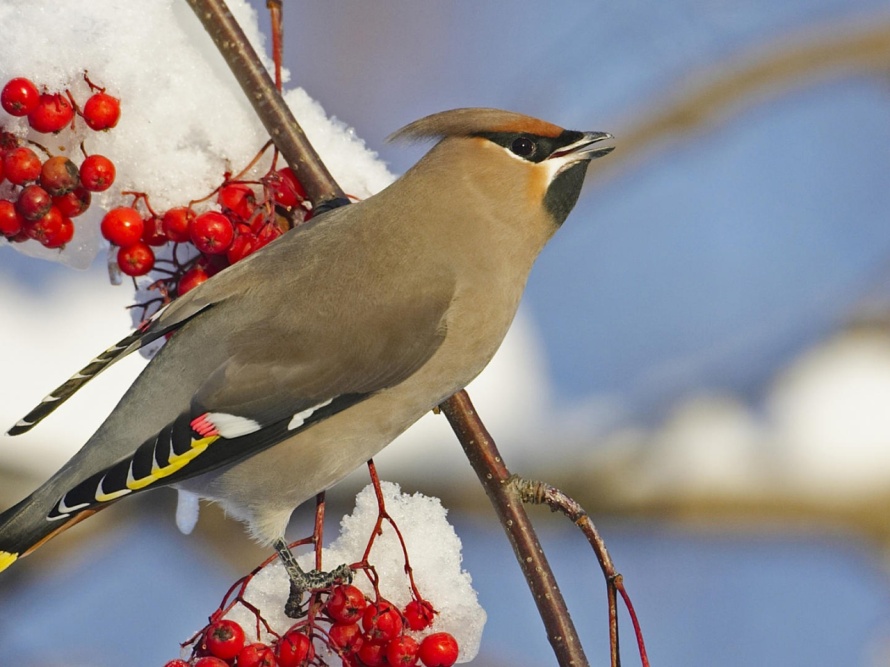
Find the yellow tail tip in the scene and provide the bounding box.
[0,550,18,572]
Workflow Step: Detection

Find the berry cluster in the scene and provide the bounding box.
[102,166,309,293]
[0,76,119,248]
[164,585,459,667]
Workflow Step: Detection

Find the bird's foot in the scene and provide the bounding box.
[273,538,353,618]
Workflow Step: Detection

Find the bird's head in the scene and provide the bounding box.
[389,108,614,228]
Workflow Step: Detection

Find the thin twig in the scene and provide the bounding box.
[514,476,651,667]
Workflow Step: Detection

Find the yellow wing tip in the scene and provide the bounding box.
[0,550,19,573]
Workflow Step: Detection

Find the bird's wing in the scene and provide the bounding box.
[6,264,246,436]
[41,284,453,523]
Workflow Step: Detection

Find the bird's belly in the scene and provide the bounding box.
[179,282,520,542]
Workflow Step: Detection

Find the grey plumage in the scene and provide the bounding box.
[0,108,614,571]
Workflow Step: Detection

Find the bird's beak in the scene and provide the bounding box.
[553,131,615,160]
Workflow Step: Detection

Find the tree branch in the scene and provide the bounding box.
[439,391,589,667]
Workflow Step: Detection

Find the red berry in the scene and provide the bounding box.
[254,221,284,250]
[194,658,229,667]
[190,210,234,254]
[117,241,155,276]
[276,629,314,667]
[44,215,74,249]
[4,146,41,184]
[362,600,404,645]
[266,167,306,208]
[0,199,24,236]
[53,186,91,218]
[101,206,143,246]
[218,182,256,221]
[418,633,459,667]
[28,93,74,133]
[237,642,278,667]
[326,584,368,625]
[226,226,256,264]
[40,155,80,196]
[25,206,70,248]
[162,660,190,667]
[141,215,167,246]
[328,621,363,659]
[1,77,40,116]
[82,92,120,131]
[403,600,436,632]
[204,619,245,661]
[79,154,116,192]
[387,634,420,667]
[162,207,194,243]
[15,185,52,221]
[358,641,387,667]
[178,266,210,296]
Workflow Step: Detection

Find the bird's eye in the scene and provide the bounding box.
[510,136,536,158]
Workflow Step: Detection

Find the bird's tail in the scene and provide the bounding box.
[0,485,105,574]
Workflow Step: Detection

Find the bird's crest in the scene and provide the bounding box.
[388,107,565,144]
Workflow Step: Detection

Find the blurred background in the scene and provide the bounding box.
[3,1,890,665]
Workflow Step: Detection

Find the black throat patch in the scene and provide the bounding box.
[544,160,589,226]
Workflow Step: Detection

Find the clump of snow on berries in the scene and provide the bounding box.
[0,0,395,268]
[226,482,484,663]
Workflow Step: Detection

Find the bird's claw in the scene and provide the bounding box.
[282,562,354,618]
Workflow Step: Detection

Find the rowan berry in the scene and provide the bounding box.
[178,266,210,296]
[0,199,24,236]
[53,187,91,218]
[387,634,420,666]
[276,629,314,667]
[326,584,368,625]
[190,210,234,254]
[1,77,40,116]
[82,92,120,130]
[26,206,70,248]
[328,621,364,659]
[358,641,387,667]
[16,185,53,221]
[141,215,167,246]
[266,166,306,208]
[162,207,194,243]
[218,182,256,221]
[362,600,404,644]
[79,154,116,192]
[101,207,143,246]
[418,632,459,667]
[194,658,229,667]
[3,146,42,185]
[117,241,155,276]
[28,93,74,133]
[204,619,245,661]
[403,599,436,631]
[39,212,74,249]
[237,642,277,667]
[40,155,80,196]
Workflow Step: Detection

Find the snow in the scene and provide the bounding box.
[224,482,485,663]
[0,0,394,269]
[605,327,890,502]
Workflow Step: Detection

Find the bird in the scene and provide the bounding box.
[0,107,613,607]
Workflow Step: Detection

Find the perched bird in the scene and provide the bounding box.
[0,108,613,602]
